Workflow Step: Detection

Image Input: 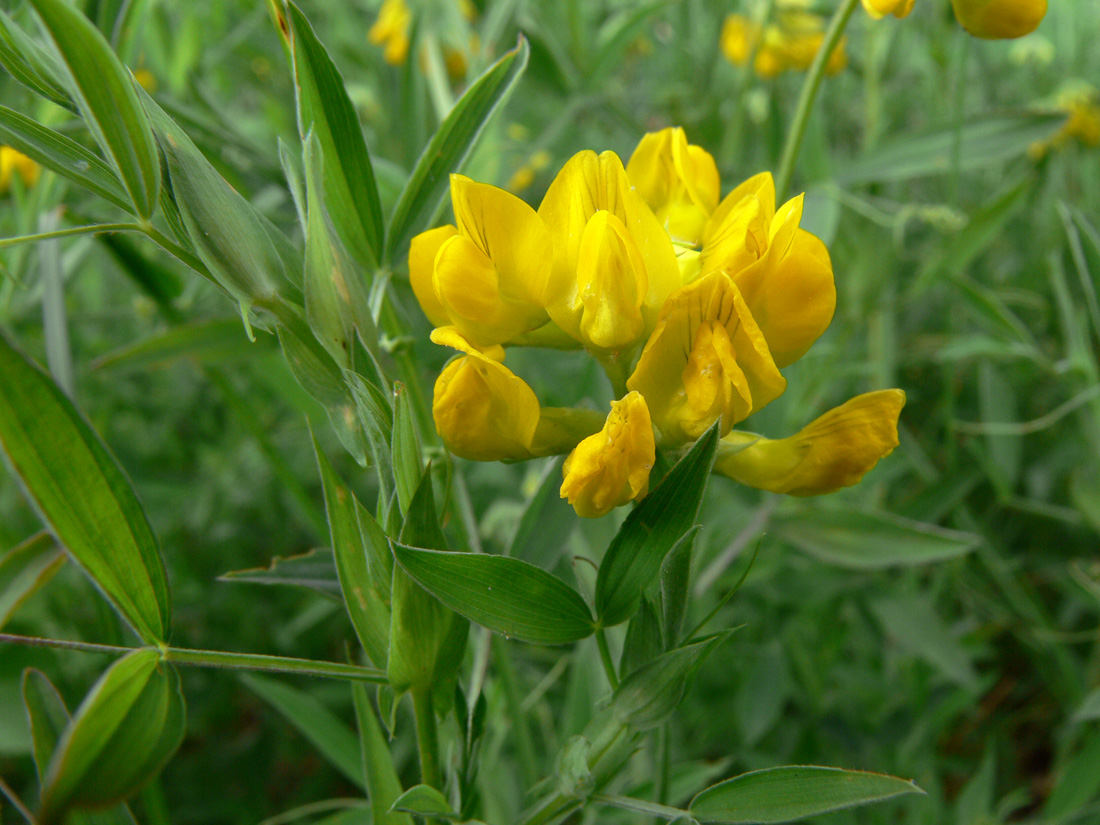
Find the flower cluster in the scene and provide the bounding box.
[721,2,848,78]
[864,0,1047,39]
[0,147,40,194]
[410,128,905,517]
[369,0,478,77]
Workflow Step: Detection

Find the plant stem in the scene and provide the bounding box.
[0,634,387,683]
[0,222,140,249]
[0,775,35,824]
[596,627,619,690]
[654,723,671,807]
[412,686,443,790]
[773,0,861,200]
[948,29,970,206]
[492,634,539,788]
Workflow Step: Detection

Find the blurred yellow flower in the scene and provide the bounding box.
[861,0,916,19]
[133,67,157,92]
[714,390,905,495]
[951,0,1047,39]
[721,11,848,78]
[561,392,655,518]
[1029,84,1100,159]
[0,147,41,193]
[368,0,410,65]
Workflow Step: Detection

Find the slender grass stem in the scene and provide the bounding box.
[596,627,619,690]
[412,686,443,791]
[949,30,970,205]
[0,222,140,249]
[774,0,861,200]
[0,776,35,824]
[0,634,387,683]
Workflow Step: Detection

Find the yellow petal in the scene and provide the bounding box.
[626,127,720,245]
[951,0,1046,39]
[720,15,756,67]
[369,0,411,64]
[539,150,680,343]
[409,225,457,327]
[627,270,786,446]
[0,146,40,193]
[714,389,905,495]
[560,392,655,518]
[573,211,648,350]
[430,327,541,461]
[862,0,917,18]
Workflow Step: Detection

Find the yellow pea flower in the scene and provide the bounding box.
[861,0,916,19]
[538,150,680,353]
[431,327,542,461]
[1030,83,1100,159]
[369,0,411,65]
[627,270,787,446]
[561,392,656,518]
[692,174,836,368]
[720,12,847,79]
[626,127,720,246]
[714,390,906,495]
[0,147,41,193]
[414,175,552,347]
[951,0,1046,39]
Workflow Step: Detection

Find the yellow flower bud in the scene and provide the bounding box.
[862,0,917,19]
[539,150,680,352]
[626,127,720,245]
[0,147,41,193]
[429,174,552,347]
[369,0,411,65]
[951,0,1046,39]
[431,327,541,461]
[561,392,655,518]
[714,390,906,495]
[720,12,847,77]
[627,270,786,446]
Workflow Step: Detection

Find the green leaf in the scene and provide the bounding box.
[28,0,160,218]
[1,532,64,629]
[217,548,341,598]
[0,334,171,644]
[0,104,129,209]
[620,596,664,678]
[689,765,924,823]
[315,437,391,668]
[870,595,978,687]
[393,545,595,645]
[390,785,458,818]
[352,684,412,825]
[391,382,423,516]
[612,635,723,731]
[1043,729,1100,824]
[0,9,72,110]
[506,457,575,568]
[834,112,1063,186]
[596,424,720,627]
[240,673,364,789]
[1072,687,1100,725]
[771,508,981,569]
[91,318,271,372]
[384,37,529,264]
[288,2,384,268]
[38,650,185,824]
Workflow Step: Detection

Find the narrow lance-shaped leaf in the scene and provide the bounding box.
[0,334,170,644]
[0,9,73,110]
[385,36,530,264]
[689,765,924,824]
[288,1,384,268]
[38,650,186,825]
[352,684,413,825]
[612,634,724,731]
[596,423,720,628]
[0,532,65,629]
[28,0,160,218]
[393,545,596,645]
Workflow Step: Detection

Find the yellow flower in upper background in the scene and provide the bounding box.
[628,271,786,446]
[951,0,1047,39]
[721,10,848,79]
[715,390,905,495]
[561,392,655,518]
[627,127,720,246]
[369,0,410,65]
[414,174,552,347]
[0,147,40,194]
[1029,83,1100,159]
[538,150,681,353]
[861,0,916,19]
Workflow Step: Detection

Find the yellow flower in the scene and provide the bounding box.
[861,0,916,19]
[627,270,786,446]
[133,67,157,91]
[411,174,552,347]
[431,327,541,461]
[1029,84,1100,159]
[714,390,906,495]
[561,392,656,518]
[369,0,411,65]
[626,127,720,246]
[0,147,41,193]
[720,12,847,78]
[538,150,680,353]
[951,0,1046,39]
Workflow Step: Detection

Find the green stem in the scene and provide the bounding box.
[492,634,539,788]
[421,33,454,121]
[596,627,619,690]
[0,775,35,824]
[718,0,777,173]
[412,686,443,790]
[948,30,970,206]
[654,723,671,809]
[140,224,216,284]
[773,0,861,200]
[0,633,387,682]
[0,222,140,249]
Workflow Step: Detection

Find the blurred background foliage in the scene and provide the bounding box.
[1,0,1099,823]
